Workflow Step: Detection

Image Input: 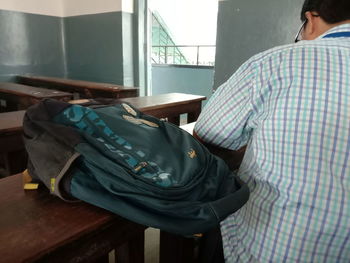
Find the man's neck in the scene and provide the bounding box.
[325,19,350,32]
[314,19,350,39]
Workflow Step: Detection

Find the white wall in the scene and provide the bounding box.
[122,0,134,14]
[0,0,133,17]
[0,0,64,17]
[63,0,134,17]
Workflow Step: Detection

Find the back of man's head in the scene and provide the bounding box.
[301,0,350,24]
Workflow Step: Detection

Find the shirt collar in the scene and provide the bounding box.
[317,23,350,39]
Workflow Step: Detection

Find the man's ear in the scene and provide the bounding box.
[304,11,316,36]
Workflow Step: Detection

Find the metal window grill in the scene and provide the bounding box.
[151,12,215,66]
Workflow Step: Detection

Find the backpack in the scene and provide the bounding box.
[23,99,249,235]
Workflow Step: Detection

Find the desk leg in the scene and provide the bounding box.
[7,150,27,175]
[187,103,202,123]
[167,116,180,126]
[159,231,196,263]
[93,254,109,263]
[116,231,145,263]
[0,154,10,177]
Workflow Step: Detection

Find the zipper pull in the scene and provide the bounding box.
[134,162,148,172]
[140,119,159,128]
[122,103,137,117]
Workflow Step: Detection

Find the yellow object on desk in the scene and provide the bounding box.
[24,183,39,190]
[22,169,39,190]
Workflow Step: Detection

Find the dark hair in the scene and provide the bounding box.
[301,0,350,24]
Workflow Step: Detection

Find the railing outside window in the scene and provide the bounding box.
[152,45,215,66]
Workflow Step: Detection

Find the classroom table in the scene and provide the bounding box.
[0,173,146,263]
[17,75,139,99]
[0,82,72,112]
[0,93,206,176]
[0,122,211,263]
[0,110,27,177]
[119,93,205,125]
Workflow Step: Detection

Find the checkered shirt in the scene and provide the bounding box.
[195,24,350,262]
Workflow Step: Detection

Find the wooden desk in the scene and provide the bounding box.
[0,173,146,263]
[0,110,24,135]
[0,94,204,135]
[0,83,72,112]
[119,93,205,125]
[18,75,139,99]
[0,93,206,175]
[0,111,27,177]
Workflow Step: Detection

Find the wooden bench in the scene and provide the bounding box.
[0,82,72,112]
[17,75,139,99]
[0,173,146,263]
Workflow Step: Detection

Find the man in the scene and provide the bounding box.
[194,0,350,262]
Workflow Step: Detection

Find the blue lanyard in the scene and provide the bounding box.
[323,32,350,38]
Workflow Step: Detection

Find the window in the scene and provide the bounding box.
[150,0,218,66]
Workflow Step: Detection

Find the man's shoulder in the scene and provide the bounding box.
[249,40,342,65]
[249,42,309,64]
[255,43,295,57]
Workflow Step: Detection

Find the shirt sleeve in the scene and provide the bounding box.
[194,58,258,150]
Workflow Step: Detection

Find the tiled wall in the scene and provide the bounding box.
[0,9,66,82]
[0,0,135,85]
[64,11,133,85]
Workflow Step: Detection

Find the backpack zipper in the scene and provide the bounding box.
[134,162,148,172]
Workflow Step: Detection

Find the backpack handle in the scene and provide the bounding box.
[209,177,250,221]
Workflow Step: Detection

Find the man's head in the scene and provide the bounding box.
[297,0,350,41]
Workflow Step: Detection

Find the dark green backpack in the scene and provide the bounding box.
[23,99,249,235]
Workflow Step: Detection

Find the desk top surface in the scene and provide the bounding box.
[0,82,72,99]
[18,75,138,92]
[0,110,26,133]
[0,93,206,134]
[0,174,125,262]
[119,93,206,111]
